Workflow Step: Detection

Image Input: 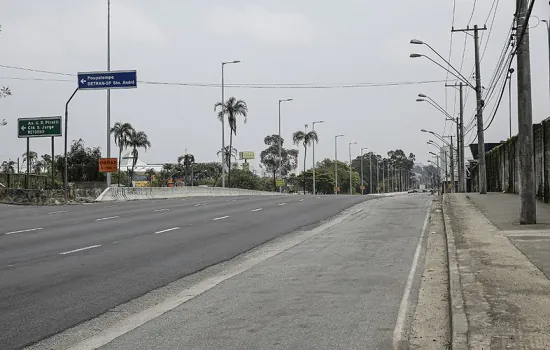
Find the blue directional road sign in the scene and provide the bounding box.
[77,70,137,90]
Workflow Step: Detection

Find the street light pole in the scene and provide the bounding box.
[278,98,293,192]
[221,60,241,188]
[334,134,344,194]
[369,153,373,194]
[349,142,357,194]
[360,147,367,195]
[542,19,550,102]
[312,120,324,195]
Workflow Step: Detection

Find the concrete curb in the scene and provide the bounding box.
[441,194,469,349]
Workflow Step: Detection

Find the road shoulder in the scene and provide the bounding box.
[444,193,550,349]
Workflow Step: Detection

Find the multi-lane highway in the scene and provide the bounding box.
[0,195,372,349]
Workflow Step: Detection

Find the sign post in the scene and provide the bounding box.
[76,70,137,190]
[18,117,62,189]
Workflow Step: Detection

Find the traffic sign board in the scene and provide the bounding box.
[99,158,118,173]
[276,179,285,187]
[18,117,62,138]
[360,185,366,190]
[77,70,137,90]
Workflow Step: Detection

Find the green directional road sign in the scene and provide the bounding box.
[18,117,62,138]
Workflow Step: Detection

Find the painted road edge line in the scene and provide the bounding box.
[65,203,365,350]
[60,245,102,255]
[392,204,430,349]
[95,216,120,221]
[250,208,263,212]
[154,227,180,234]
[4,227,43,235]
[212,215,229,221]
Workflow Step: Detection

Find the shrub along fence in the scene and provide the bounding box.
[470,117,550,202]
[0,173,49,190]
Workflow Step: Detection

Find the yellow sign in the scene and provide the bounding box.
[360,185,366,190]
[334,186,340,192]
[276,179,285,186]
[99,158,118,173]
[134,181,150,187]
[239,151,255,160]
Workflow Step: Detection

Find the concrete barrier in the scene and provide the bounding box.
[95,186,281,202]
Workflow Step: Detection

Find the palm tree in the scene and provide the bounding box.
[177,153,196,186]
[293,129,319,194]
[127,129,151,185]
[22,151,38,174]
[145,168,156,184]
[214,97,248,186]
[110,122,134,186]
[1,160,16,173]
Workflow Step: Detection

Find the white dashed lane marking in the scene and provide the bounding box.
[154,227,180,234]
[4,228,43,235]
[213,216,230,221]
[251,208,263,212]
[95,216,119,222]
[60,245,101,255]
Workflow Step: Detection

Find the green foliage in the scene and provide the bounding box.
[55,139,106,182]
[260,135,299,191]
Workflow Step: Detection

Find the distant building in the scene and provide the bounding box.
[119,152,164,173]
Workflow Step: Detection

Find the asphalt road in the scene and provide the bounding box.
[0,194,371,349]
[100,194,432,349]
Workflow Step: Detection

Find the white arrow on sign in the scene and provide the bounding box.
[80,79,86,84]
[21,125,26,131]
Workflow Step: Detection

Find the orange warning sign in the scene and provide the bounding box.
[99,158,118,173]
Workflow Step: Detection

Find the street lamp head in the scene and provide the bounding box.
[0,119,6,126]
[313,120,324,124]
[349,141,357,145]
[410,53,423,58]
[410,39,424,45]
[279,98,293,103]
[336,134,345,138]
[232,60,241,63]
[421,129,428,133]
[418,93,427,98]
[416,99,425,102]
[429,151,436,156]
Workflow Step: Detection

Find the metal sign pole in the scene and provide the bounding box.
[51,137,55,190]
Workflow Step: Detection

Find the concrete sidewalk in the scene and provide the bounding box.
[444,193,550,349]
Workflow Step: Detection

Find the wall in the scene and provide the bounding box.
[96,186,282,202]
[470,117,550,202]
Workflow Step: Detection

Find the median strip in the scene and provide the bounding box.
[154,227,180,234]
[4,228,43,235]
[60,245,101,255]
[95,216,120,221]
[213,216,230,221]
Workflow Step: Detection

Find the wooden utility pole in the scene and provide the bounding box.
[516,0,536,224]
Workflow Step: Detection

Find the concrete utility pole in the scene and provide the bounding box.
[516,0,536,224]
[445,83,466,193]
[376,157,379,193]
[349,142,356,195]
[542,18,550,102]
[444,136,455,193]
[452,25,487,194]
[360,148,367,195]
[369,153,373,194]
[382,160,385,193]
[508,69,515,138]
[334,134,344,194]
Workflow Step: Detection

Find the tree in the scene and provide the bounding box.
[214,97,248,186]
[110,122,134,186]
[260,135,299,191]
[21,151,38,174]
[217,146,237,170]
[192,162,222,186]
[293,129,319,194]
[127,129,151,185]
[145,168,156,184]
[178,153,196,186]
[1,160,15,173]
[55,139,105,182]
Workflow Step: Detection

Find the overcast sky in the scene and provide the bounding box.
[1,0,549,170]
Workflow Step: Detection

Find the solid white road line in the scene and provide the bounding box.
[213,215,229,221]
[392,206,430,348]
[49,210,69,215]
[154,227,180,234]
[250,208,263,212]
[60,245,101,255]
[154,209,171,212]
[278,203,287,206]
[95,216,119,221]
[4,227,43,235]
